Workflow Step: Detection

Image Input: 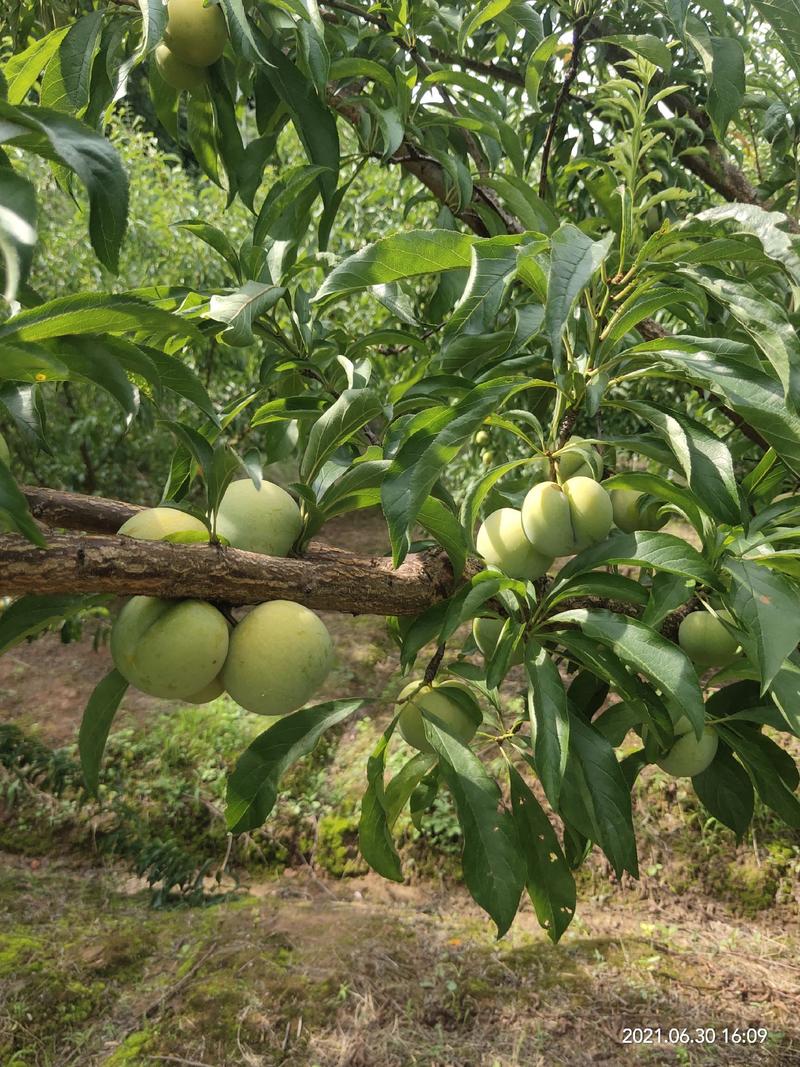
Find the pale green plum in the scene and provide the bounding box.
[472,617,524,665]
[678,610,739,668]
[557,437,602,480]
[163,0,228,67]
[184,675,225,704]
[0,433,9,466]
[474,430,489,446]
[118,506,208,541]
[611,489,667,534]
[154,42,207,90]
[657,722,719,777]
[480,449,495,467]
[216,479,302,556]
[222,600,333,715]
[521,477,613,557]
[111,597,229,699]
[396,680,480,753]
[476,507,552,581]
[564,477,614,549]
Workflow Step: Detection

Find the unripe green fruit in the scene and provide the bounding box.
[481,450,495,467]
[476,507,553,581]
[657,722,718,777]
[678,610,739,669]
[154,42,208,90]
[0,433,9,466]
[184,675,225,704]
[118,506,208,542]
[163,0,227,67]
[222,600,333,715]
[216,479,302,557]
[474,430,489,446]
[610,489,667,534]
[396,680,480,753]
[111,597,229,700]
[521,477,613,557]
[472,617,524,665]
[557,437,602,481]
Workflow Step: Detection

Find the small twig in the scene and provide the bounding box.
[423,642,446,684]
[539,18,589,199]
[143,943,219,1019]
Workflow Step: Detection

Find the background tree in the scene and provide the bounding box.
[1,0,800,938]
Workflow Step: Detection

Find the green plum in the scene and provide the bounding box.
[396,680,480,753]
[215,478,302,557]
[678,610,739,669]
[476,507,553,581]
[118,506,208,542]
[610,489,667,534]
[521,477,613,557]
[222,600,333,715]
[154,42,208,90]
[111,597,229,699]
[163,0,227,67]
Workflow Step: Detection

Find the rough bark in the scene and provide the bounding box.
[0,531,467,616]
[22,486,141,533]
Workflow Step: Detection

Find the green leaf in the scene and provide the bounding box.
[0,168,37,303]
[0,292,199,347]
[719,724,800,827]
[78,669,128,796]
[524,33,560,109]
[458,0,512,51]
[174,220,241,281]
[615,400,740,524]
[565,713,639,878]
[525,640,569,807]
[358,717,403,882]
[752,0,800,76]
[693,204,800,286]
[253,164,330,246]
[0,594,104,654]
[3,27,70,104]
[417,495,469,579]
[261,39,338,205]
[226,699,363,833]
[554,530,720,588]
[219,0,270,64]
[601,470,704,532]
[382,377,521,565]
[423,717,525,936]
[768,652,800,735]
[598,34,672,69]
[545,225,613,364]
[707,36,744,141]
[724,559,800,692]
[690,272,800,404]
[54,337,139,424]
[39,11,103,113]
[508,764,576,943]
[314,230,477,305]
[0,101,127,272]
[692,745,754,837]
[443,236,519,340]
[137,0,169,55]
[552,608,705,737]
[208,281,285,346]
[300,388,383,482]
[640,336,800,474]
[329,56,395,93]
[0,456,46,546]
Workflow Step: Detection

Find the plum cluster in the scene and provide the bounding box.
[111,480,334,717]
[153,0,228,93]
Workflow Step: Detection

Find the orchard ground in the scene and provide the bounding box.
[1,512,798,1066]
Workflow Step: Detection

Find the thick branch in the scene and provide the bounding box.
[22,486,141,532]
[0,532,465,616]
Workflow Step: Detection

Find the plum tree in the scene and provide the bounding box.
[521,477,613,557]
[111,597,229,699]
[678,610,740,668]
[396,680,481,753]
[610,489,667,534]
[221,600,333,715]
[118,506,208,541]
[657,718,719,777]
[215,479,302,556]
[476,507,553,581]
[162,0,228,67]
[154,42,207,91]
[472,617,524,665]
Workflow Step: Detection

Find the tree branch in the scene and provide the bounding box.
[539,17,587,199]
[0,531,469,616]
